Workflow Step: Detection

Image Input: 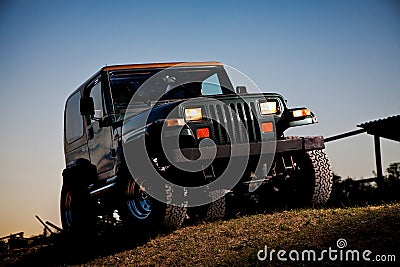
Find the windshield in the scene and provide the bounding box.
[108,65,234,116]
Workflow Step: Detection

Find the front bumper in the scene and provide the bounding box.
[169,136,325,162]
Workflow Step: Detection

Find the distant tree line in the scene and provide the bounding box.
[329,162,400,207]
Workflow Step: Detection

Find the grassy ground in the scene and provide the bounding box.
[4,203,399,266]
[85,203,400,266]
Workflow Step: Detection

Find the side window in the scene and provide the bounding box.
[89,79,104,119]
[65,92,84,143]
[201,73,223,95]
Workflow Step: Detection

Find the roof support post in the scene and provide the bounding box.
[374,135,383,183]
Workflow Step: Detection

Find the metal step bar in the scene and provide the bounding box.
[89,175,117,196]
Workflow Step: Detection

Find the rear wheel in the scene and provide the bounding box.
[60,183,97,239]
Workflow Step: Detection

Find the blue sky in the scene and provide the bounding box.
[0,0,399,236]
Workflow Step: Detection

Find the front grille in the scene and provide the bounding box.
[207,101,261,145]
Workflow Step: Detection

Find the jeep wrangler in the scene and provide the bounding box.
[61,62,332,235]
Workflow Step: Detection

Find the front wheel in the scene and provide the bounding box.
[288,149,333,207]
[118,177,187,233]
[306,149,333,206]
[205,196,226,220]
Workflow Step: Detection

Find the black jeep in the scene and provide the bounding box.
[61,62,332,235]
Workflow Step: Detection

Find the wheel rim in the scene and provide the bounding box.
[126,181,152,220]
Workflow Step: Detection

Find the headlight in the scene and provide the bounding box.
[259,101,278,115]
[185,107,203,121]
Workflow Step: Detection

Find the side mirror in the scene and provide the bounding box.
[80,97,95,116]
[236,86,247,94]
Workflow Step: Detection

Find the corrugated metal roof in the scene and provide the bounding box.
[357,115,400,142]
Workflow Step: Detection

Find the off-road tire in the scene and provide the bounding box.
[286,148,333,207]
[163,184,188,229]
[306,149,333,206]
[60,183,97,239]
[119,177,187,233]
[205,196,226,220]
[162,203,187,229]
[187,190,227,222]
[278,136,332,208]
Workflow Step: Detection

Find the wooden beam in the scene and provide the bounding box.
[324,129,366,143]
[374,135,383,182]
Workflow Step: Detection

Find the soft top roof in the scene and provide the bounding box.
[102,61,223,71]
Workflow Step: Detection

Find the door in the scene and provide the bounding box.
[87,78,114,177]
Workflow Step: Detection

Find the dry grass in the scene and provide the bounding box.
[77,203,400,266]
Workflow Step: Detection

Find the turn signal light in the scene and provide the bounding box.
[196,127,210,139]
[292,108,311,118]
[261,122,274,133]
[165,118,185,127]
